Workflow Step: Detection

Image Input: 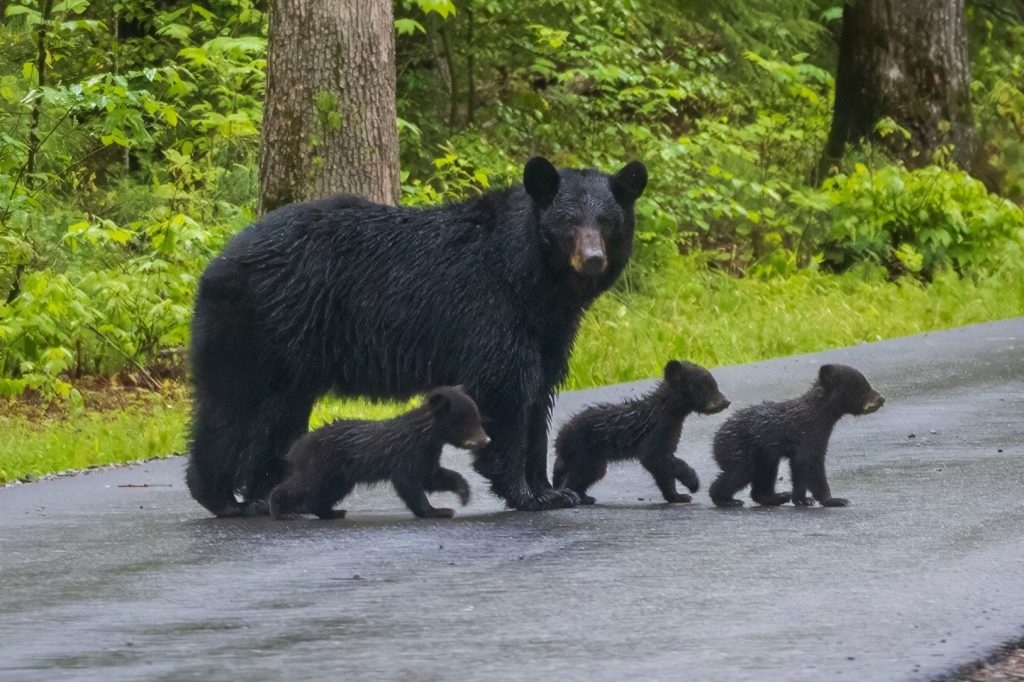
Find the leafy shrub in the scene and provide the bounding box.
[798,163,1024,278]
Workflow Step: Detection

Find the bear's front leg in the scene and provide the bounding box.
[524,401,579,508]
[425,466,472,506]
[642,457,692,504]
[469,393,573,511]
[393,479,454,518]
[671,457,700,494]
[802,454,847,507]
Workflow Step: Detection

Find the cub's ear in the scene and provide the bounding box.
[524,157,560,209]
[428,392,451,415]
[818,364,838,390]
[610,160,648,205]
[664,359,684,383]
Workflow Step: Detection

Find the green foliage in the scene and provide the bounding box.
[798,163,1024,278]
[969,12,1024,201]
[1,0,1023,403]
[6,255,1022,483]
[1,0,263,396]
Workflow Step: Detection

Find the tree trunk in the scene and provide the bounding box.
[820,0,974,174]
[259,0,400,214]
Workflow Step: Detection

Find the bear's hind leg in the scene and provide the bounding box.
[709,469,749,507]
[186,403,245,517]
[310,479,352,520]
[560,457,607,505]
[234,394,315,510]
[750,456,789,506]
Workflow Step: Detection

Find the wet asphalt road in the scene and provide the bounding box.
[1,319,1023,681]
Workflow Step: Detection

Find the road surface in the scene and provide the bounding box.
[1,319,1022,681]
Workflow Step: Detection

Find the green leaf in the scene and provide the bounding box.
[394,18,425,35]
[52,0,90,14]
[415,0,456,19]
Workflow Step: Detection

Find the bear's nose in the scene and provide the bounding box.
[582,254,607,275]
[573,229,607,276]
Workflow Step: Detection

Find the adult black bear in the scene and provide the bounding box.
[709,364,885,508]
[186,157,647,516]
[269,386,489,520]
[552,360,730,504]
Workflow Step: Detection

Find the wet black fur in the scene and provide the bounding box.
[552,360,730,504]
[186,157,647,515]
[268,387,489,520]
[709,364,885,508]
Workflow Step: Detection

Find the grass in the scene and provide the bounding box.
[566,256,1024,388]
[0,384,190,484]
[2,257,1022,484]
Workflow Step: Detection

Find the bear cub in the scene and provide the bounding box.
[709,364,885,508]
[552,360,730,505]
[269,386,491,520]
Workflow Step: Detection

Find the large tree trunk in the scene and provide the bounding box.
[821,0,974,174]
[259,0,400,213]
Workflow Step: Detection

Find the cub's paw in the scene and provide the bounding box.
[424,507,456,519]
[712,498,744,508]
[753,492,790,507]
[664,492,693,504]
[316,509,347,520]
[455,482,471,506]
[578,494,597,505]
[679,470,700,494]
[820,497,849,508]
[791,496,814,507]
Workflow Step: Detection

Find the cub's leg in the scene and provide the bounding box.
[558,457,607,505]
[311,480,353,520]
[642,457,692,503]
[671,457,700,494]
[790,459,812,506]
[800,454,848,507]
[425,466,471,506]
[750,456,789,506]
[394,479,455,518]
[709,468,750,507]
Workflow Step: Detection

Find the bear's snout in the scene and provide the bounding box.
[705,394,731,414]
[572,229,607,276]
[462,432,492,450]
[861,392,885,414]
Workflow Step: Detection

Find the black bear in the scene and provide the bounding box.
[268,386,489,520]
[709,364,885,508]
[186,156,647,516]
[552,360,730,504]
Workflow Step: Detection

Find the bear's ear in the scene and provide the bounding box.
[428,391,451,415]
[664,359,684,383]
[818,364,838,390]
[524,157,560,209]
[610,160,648,205]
